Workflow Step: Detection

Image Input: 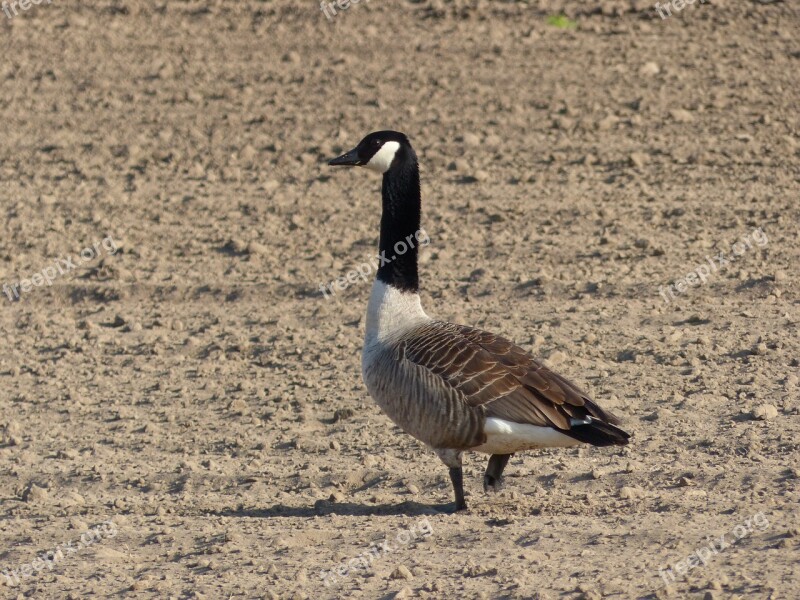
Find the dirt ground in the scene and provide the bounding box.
[0,1,798,598]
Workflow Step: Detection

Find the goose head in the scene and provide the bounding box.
[328,130,415,174]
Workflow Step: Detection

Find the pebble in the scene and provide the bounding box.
[333,408,355,422]
[630,152,649,168]
[448,158,469,172]
[391,565,413,580]
[228,398,250,414]
[226,238,247,254]
[22,484,49,503]
[618,486,644,500]
[247,241,268,255]
[62,491,86,506]
[751,404,778,420]
[670,109,694,123]
[639,62,660,76]
[461,132,481,146]
[239,144,257,161]
[597,115,619,130]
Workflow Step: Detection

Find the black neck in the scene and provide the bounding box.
[377,157,421,293]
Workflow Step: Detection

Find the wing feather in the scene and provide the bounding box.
[401,321,624,436]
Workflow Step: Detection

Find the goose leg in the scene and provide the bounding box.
[434,448,467,511]
[449,466,467,511]
[483,453,513,493]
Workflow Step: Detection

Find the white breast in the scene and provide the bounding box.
[364,280,430,344]
[472,418,580,454]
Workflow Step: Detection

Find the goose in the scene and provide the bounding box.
[328,131,630,511]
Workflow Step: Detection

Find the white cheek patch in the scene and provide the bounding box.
[365,141,401,173]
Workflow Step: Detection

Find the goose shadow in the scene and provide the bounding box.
[212,500,456,519]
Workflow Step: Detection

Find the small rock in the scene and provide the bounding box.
[619,486,644,500]
[639,62,660,76]
[630,152,649,168]
[448,158,470,172]
[333,408,355,422]
[461,133,481,146]
[752,404,778,420]
[247,241,268,255]
[670,109,694,123]
[22,484,49,503]
[597,115,619,130]
[228,398,249,414]
[62,492,86,506]
[391,565,413,580]
[228,238,249,254]
[239,144,257,161]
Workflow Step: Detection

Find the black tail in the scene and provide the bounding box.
[563,417,631,447]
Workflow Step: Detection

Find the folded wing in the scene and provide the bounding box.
[399,321,630,446]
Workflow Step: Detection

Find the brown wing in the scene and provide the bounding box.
[400,321,623,434]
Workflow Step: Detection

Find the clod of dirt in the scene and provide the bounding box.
[751,404,778,420]
[391,565,413,580]
[22,483,49,503]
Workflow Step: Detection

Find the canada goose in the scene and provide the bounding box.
[328,131,630,511]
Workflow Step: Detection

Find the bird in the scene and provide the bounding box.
[328,131,630,511]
